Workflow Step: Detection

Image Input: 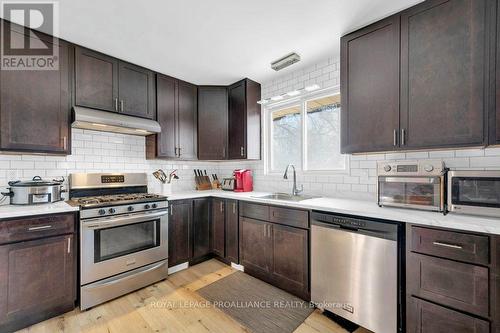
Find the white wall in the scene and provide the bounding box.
[220,56,500,200]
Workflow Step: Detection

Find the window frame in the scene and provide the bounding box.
[264,86,348,176]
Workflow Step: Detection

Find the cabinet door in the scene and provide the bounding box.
[271,224,309,300]
[118,61,155,119]
[225,199,239,263]
[400,0,488,149]
[168,200,192,267]
[340,16,400,153]
[0,26,70,154]
[407,297,489,333]
[495,1,500,145]
[177,81,198,160]
[148,75,177,159]
[228,80,246,159]
[211,198,225,258]
[193,198,210,259]
[0,235,75,332]
[75,47,118,112]
[239,217,272,276]
[198,86,228,160]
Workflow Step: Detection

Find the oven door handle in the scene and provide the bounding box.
[379,176,440,184]
[83,210,167,230]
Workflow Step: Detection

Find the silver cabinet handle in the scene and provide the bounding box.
[28,225,52,231]
[174,147,178,157]
[263,224,267,237]
[220,201,223,212]
[268,225,272,238]
[120,100,124,112]
[178,147,182,157]
[62,136,67,150]
[232,202,236,214]
[67,237,71,254]
[401,128,406,146]
[433,241,463,250]
[114,98,118,111]
[393,129,398,146]
[240,146,245,157]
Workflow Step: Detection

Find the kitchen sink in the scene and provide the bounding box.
[253,193,318,202]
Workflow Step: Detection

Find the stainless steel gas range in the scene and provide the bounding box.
[68,173,168,310]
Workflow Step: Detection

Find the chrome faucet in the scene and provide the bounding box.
[283,164,303,196]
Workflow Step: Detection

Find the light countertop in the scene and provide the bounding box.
[0,201,79,220]
[166,190,500,235]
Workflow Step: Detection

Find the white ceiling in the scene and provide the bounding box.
[7,0,424,85]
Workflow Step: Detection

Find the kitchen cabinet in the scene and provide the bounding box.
[75,47,119,112]
[341,0,494,153]
[228,79,261,160]
[0,213,76,333]
[239,202,310,299]
[0,23,71,154]
[225,199,239,264]
[340,16,400,153]
[192,198,210,260]
[400,0,489,149]
[198,86,228,160]
[493,0,500,145]
[211,198,225,258]
[168,200,193,267]
[118,61,155,119]
[406,225,500,333]
[146,75,197,160]
[75,47,155,119]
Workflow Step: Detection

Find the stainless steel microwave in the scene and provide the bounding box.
[447,171,500,217]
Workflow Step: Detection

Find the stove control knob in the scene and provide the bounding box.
[98,209,106,216]
[144,204,151,209]
[108,208,116,214]
[127,206,134,212]
[152,203,158,209]
[424,165,434,172]
[383,165,392,172]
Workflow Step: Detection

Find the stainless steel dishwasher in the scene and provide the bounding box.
[311,211,401,333]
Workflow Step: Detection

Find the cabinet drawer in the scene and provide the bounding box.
[0,213,75,244]
[411,226,489,265]
[408,297,489,333]
[270,206,309,229]
[408,252,489,317]
[239,202,270,221]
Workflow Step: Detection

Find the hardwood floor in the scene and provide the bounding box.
[17,259,371,333]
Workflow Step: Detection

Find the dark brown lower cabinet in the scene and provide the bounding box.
[407,224,499,333]
[408,298,489,333]
[0,213,76,332]
[168,200,193,267]
[239,217,272,275]
[192,198,210,261]
[239,203,310,300]
[271,224,309,300]
[225,199,239,264]
[211,198,225,258]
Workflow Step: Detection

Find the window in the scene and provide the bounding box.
[266,91,346,173]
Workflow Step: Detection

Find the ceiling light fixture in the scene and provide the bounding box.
[305,84,320,92]
[287,90,301,97]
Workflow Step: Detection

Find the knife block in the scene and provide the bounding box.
[196,176,212,191]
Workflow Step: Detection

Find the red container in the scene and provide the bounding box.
[233,169,253,192]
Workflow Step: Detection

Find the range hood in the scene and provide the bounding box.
[72,106,161,136]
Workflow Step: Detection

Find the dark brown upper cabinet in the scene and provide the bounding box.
[400,0,490,149]
[75,47,155,119]
[340,16,401,154]
[0,22,71,154]
[341,0,495,154]
[228,79,261,160]
[198,86,228,160]
[75,47,119,112]
[146,75,197,160]
[118,61,155,119]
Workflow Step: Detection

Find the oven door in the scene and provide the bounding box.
[448,171,500,217]
[378,176,444,211]
[81,209,168,285]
